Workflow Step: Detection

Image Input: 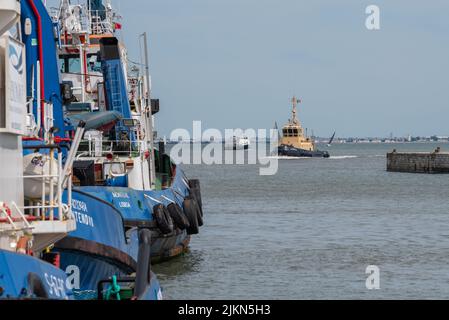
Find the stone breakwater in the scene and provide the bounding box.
[387,148,449,173]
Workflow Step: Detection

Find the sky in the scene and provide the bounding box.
[50,0,449,138]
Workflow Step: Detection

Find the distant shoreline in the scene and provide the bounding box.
[162,140,449,145]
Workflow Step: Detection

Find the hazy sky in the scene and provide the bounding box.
[52,0,449,137]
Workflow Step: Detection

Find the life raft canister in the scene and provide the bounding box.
[182,196,200,235]
[152,204,174,234]
[167,203,190,230]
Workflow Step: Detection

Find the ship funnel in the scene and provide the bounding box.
[0,0,20,36]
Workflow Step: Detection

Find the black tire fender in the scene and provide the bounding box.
[195,202,203,227]
[188,179,203,218]
[152,204,174,234]
[167,203,190,230]
[27,273,49,299]
[183,197,199,235]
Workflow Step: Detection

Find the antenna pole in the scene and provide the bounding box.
[291,96,300,124]
[141,32,156,189]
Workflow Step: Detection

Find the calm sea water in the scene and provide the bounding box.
[153,142,449,299]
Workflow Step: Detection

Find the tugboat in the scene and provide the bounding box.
[12,0,203,298]
[50,0,204,266]
[16,0,164,300]
[277,97,330,158]
[0,0,75,299]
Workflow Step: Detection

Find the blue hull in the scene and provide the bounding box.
[278,145,330,158]
[51,189,161,299]
[61,165,191,260]
[52,166,193,298]
[58,251,161,300]
[0,250,73,300]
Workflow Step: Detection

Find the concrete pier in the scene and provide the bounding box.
[387,148,449,173]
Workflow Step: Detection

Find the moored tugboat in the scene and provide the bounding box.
[278,96,330,158]
[49,0,204,265]
[0,0,75,299]
[2,0,203,300]
[24,0,203,298]
[14,0,164,300]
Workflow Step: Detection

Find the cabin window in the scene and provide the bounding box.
[69,58,81,73]
[87,53,102,73]
[58,56,66,73]
[59,55,81,73]
[60,53,102,74]
[292,129,298,136]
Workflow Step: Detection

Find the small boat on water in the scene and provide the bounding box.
[225,136,250,150]
[277,97,330,158]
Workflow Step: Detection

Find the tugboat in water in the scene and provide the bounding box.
[277,97,330,158]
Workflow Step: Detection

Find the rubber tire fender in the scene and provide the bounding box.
[152,204,174,234]
[183,196,199,235]
[167,202,190,230]
[188,179,203,217]
[27,273,49,299]
[195,201,203,227]
[190,187,203,219]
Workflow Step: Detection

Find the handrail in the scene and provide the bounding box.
[20,123,84,223]
[160,195,175,204]
[23,144,62,152]
[0,202,34,232]
[143,194,162,204]
[10,202,32,229]
[0,207,18,230]
[77,138,148,158]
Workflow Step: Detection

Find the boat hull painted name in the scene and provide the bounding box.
[71,199,94,227]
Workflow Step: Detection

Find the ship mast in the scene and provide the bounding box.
[290,96,301,125]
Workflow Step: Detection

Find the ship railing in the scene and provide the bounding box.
[77,138,150,159]
[88,9,114,35]
[50,3,114,39]
[20,124,85,224]
[21,146,73,223]
[0,202,33,234]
